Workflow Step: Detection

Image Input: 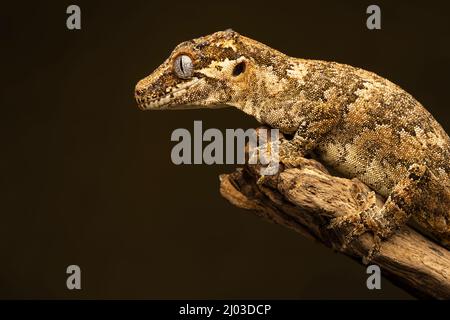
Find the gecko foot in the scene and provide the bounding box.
[328,205,385,263]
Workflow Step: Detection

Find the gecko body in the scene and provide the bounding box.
[135,30,450,255]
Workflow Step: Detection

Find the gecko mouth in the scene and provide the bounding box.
[136,77,203,110]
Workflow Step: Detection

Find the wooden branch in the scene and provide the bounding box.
[218,134,450,299]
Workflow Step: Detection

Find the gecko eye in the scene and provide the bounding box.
[174,55,193,79]
[232,61,246,76]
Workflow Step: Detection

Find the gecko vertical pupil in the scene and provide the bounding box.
[174,55,193,79]
[232,61,246,76]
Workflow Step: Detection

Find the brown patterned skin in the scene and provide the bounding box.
[135,30,450,255]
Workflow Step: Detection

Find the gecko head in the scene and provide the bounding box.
[135,29,262,110]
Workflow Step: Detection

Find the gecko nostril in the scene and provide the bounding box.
[135,88,145,97]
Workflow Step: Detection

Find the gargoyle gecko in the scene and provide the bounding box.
[135,30,450,257]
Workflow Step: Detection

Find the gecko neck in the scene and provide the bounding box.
[228,56,308,128]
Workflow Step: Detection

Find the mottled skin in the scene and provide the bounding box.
[135,30,450,255]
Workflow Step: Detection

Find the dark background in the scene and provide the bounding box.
[1,0,449,299]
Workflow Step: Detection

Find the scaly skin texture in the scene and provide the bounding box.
[135,30,450,255]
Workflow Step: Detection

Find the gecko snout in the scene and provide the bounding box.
[134,80,151,110]
[134,80,147,97]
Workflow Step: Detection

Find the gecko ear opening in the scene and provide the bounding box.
[232,61,246,76]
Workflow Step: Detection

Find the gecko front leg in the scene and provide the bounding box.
[255,101,342,183]
[279,101,344,167]
[329,164,429,263]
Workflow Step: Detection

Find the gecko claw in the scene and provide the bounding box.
[256,175,267,186]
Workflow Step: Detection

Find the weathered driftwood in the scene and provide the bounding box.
[219,134,450,299]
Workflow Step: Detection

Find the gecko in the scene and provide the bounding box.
[134,29,450,258]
